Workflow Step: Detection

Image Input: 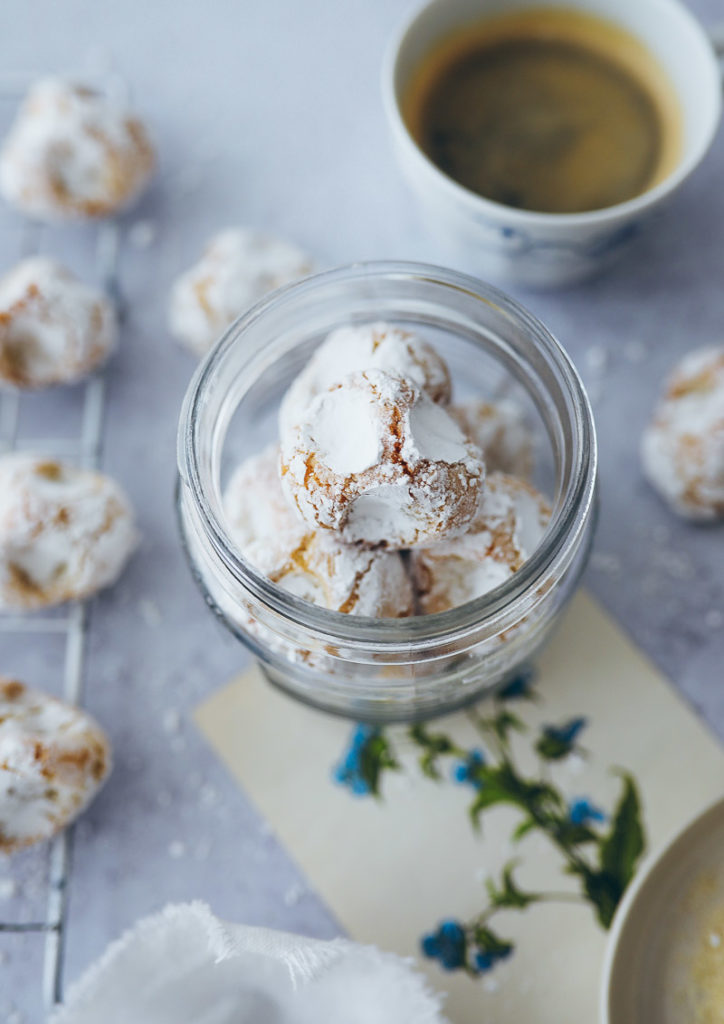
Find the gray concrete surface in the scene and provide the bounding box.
[0,0,722,1017]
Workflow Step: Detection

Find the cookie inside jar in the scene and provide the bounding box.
[221,318,551,620]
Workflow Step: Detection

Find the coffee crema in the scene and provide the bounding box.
[404,8,682,214]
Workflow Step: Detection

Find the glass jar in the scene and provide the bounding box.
[177,262,597,722]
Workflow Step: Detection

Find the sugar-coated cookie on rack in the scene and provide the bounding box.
[279,321,452,436]
[641,347,724,521]
[0,676,110,853]
[169,228,314,357]
[0,257,116,389]
[224,445,414,616]
[450,398,534,478]
[0,77,154,221]
[281,369,484,549]
[411,472,550,614]
[0,454,138,610]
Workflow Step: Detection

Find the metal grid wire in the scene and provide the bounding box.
[0,208,122,1008]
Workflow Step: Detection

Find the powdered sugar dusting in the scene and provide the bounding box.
[306,384,382,475]
[281,369,484,548]
[411,472,550,614]
[405,399,470,464]
[279,321,451,435]
[223,446,413,617]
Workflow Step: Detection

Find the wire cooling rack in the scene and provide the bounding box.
[0,209,123,1010]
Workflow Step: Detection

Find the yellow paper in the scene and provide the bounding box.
[195,593,724,1022]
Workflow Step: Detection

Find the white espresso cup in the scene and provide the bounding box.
[383,0,723,288]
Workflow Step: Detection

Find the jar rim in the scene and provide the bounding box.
[178,260,597,648]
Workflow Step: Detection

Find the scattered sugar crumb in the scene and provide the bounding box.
[709,932,722,949]
[194,839,211,862]
[705,610,723,631]
[483,976,500,994]
[283,882,306,907]
[0,878,17,900]
[585,346,609,374]
[623,340,647,363]
[128,220,157,250]
[590,552,622,576]
[161,709,181,735]
[139,597,162,627]
[656,550,695,581]
[168,840,186,859]
[474,866,488,884]
[199,783,219,808]
[170,735,187,753]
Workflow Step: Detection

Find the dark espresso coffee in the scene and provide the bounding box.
[405,9,681,214]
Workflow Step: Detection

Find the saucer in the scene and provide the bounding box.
[601,794,724,1022]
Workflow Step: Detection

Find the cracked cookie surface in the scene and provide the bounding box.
[0,257,116,389]
[641,346,724,520]
[411,472,550,614]
[281,369,484,548]
[169,228,314,357]
[279,321,452,436]
[0,453,138,610]
[0,676,110,853]
[224,445,414,616]
[0,77,154,221]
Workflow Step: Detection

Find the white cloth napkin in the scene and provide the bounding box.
[51,901,448,1024]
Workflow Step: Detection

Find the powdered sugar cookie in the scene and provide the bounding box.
[224,446,413,617]
[169,228,314,357]
[0,454,138,610]
[411,472,550,613]
[279,322,452,435]
[0,257,116,389]
[224,444,306,551]
[450,398,534,478]
[0,77,154,221]
[0,676,110,853]
[641,347,724,520]
[281,369,484,548]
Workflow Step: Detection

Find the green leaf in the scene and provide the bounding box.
[599,774,646,894]
[579,867,623,930]
[570,775,646,929]
[553,820,599,847]
[485,861,541,910]
[535,717,587,761]
[472,925,514,959]
[468,762,562,829]
[408,724,457,780]
[490,710,525,743]
[511,817,538,842]
[359,733,399,797]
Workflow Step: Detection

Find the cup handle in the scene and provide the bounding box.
[710,23,724,80]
